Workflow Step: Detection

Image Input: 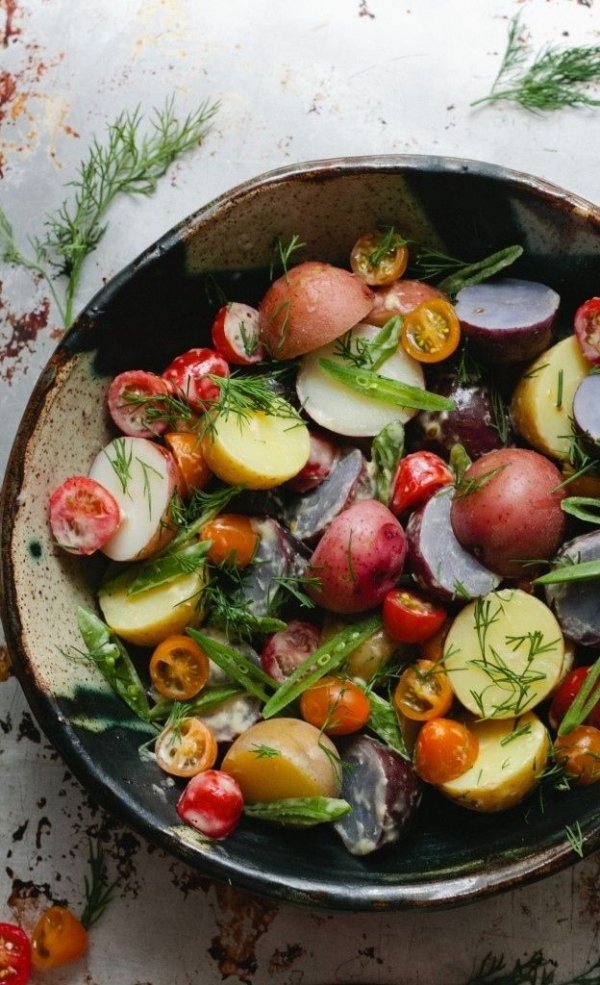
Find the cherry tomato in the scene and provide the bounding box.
[49,476,121,555]
[383,589,447,644]
[393,659,453,721]
[574,297,600,364]
[401,298,461,363]
[554,725,600,786]
[162,348,229,411]
[299,676,370,735]
[154,717,218,777]
[414,717,479,784]
[164,431,212,496]
[549,666,600,732]
[391,450,453,515]
[107,369,171,438]
[177,768,244,838]
[211,302,265,365]
[0,923,31,985]
[286,431,340,493]
[200,514,258,568]
[419,618,451,663]
[260,620,321,683]
[150,634,210,701]
[350,229,409,286]
[31,907,87,971]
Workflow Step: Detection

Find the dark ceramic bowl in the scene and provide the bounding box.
[3,156,600,911]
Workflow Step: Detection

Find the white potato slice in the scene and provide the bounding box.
[98,568,205,647]
[89,436,178,561]
[443,589,564,719]
[296,322,425,437]
[510,335,591,460]
[440,712,550,812]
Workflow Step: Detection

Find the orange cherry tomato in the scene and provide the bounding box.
[31,906,87,970]
[350,229,409,286]
[393,659,453,721]
[299,676,371,735]
[401,298,461,363]
[554,725,600,786]
[200,514,258,568]
[382,589,447,644]
[155,717,218,777]
[414,718,479,784]
[164,431,212,496]
[150,634,210,701]
[419,619,451,663]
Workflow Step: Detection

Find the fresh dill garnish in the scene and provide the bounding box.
[454,465,507,499]
[409,244,522,294]
[202,581,286,641]
[500,722,532,747]
[0,96,218,326]
[252,744,281,759]
[200,370,303,436]
[105,438,133,495]
[120,389,195,432]
[565,821,584,858]
[473,13,600,113]
[333,316,402,372]
[365,226,408,268]
[489,390,510,445]
[269,233,306,281]
[136,456,162,520]
[267,572,321,611]
[80,839,118,931]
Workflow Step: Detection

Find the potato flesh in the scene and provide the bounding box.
[443,589,564,719]
[440,712,550,812]
[98,569,204,647]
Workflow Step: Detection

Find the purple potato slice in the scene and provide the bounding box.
[454,278,559,363]
[283,448,370,541]
[408,380,508,460]
[572,375,600,448]
[544,530,600,646]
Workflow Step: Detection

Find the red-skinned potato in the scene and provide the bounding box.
[450,448,565,578]
[367,279,443,327]
[258,261,374,360]
[307,499,406,613]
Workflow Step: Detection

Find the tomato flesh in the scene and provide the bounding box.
[0,923,31,985]
[177,769,244,838]
[31,907,87,971]
[155,717,218,777]
[350,229,409,286]
[162,347,229,411]
[200,514,258,568]
[394,659,453,721]
[414,717,479,784]
[574,297,600,364]
[383,589,447,644]
[391,451,453,515]
[401,298,461,363]
[107,369,171,437]
[299,676,370,735]
[150,635,210,701]
[211,302,265,365]
[554,725,600,786]
[48,476,121,556]
[164,432,212,496]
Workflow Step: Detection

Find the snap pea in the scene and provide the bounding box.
[534,559,600,585]
[101,541,210,596]
[148,683,246,722]
[262,615,382,719]
[76,606,151,722]
[364,689,410,759]
[561,496,600,525]
[364,315,403,371]
[243,797,351,827]
[558,655,600,737]
[187,630,276,703]
[371,420,405,506]
[319,359,455,413]
[437,244,523,296]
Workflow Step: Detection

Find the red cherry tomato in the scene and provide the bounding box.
[414,717,479,784]
[574,297,600,364]
[382,589,447,644]
[299,676,371,735]
[162,348,229,411]
[48,476,121,555]
[393,659,454,721]
[31,907,87,970]
[0,923,31,985]
[286,431,340,493]
[107,369,170,437]
[554,725,600,786]
[260,620,321,683]
[177,768,244,838]
[549,666,600,732]
[211,302,265,365]
[391,451,453,515]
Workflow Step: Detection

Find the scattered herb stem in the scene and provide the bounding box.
[80,840,118,930]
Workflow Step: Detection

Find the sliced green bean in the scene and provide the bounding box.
[76,606,150,722]
[243,797,351,826]
[534,559,600,585]
[437,245,523,295]
[319,359,455,413]
[187,630,275,703]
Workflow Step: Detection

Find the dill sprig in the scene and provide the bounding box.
[269,233,306,281]
[200,370,303,436]
[1,96,218,326]
[80,839,118,930]
[473,14,600,113]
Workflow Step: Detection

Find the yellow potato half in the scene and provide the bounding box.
[440,712,550,812]
[98,568,205,647]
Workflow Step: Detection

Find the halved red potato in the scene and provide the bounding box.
[367,279,443,327]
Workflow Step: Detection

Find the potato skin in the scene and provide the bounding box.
[450,448,565,578]
[307,499,406,613]
[259,261,374,360]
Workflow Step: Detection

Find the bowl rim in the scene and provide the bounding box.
[2,153,600,911]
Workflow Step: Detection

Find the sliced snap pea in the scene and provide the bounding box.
[125,542,209,596]
[148,683,246,722]
[76,606,151,722]
[187,630,275,703]
[561,496,600,525]
[243,797,351,826]
[534,559,600,585]
[437,244,523,296]
[319,359,455,413]
[371,420,405,506]
[364,315,403,371]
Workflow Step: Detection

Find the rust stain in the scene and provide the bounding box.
[0,70,17,122]
[1,0,21,47]
[268,943,305,974]
[579,856,600,921]
[0,644,12,682]
[208,883,278,983]
[0,289,51,383]
[7,879,63,932]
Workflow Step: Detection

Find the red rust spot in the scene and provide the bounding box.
[208,884,278,983]
[0,292,51,383]
[0,645,12,682]
[2,0,21,47]
[0,70,17,122]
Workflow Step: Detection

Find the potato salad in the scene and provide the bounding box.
[48,229,600,854]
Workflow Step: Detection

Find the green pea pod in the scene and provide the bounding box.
[364,315,403,371]
[148,683,246,722]
[449,443,472,486]
[103,542,210,596]
[365,689,410,759]
[319,359,455,413]
[371,420,405,506]
[437,244,523,296]
[534,560,600,585]
[76,606,151,722]
[244,797,351,826]
[187,630,275,703]
[561,496,600,524]
[558,655,600,737]
[262,615,382,719]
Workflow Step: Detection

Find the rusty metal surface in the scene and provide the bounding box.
[2,1,600,982]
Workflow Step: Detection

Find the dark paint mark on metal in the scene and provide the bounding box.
[35,816,51,850]
[12,821,28,842]
[28,539,42,559]
[268,943,305,973]
[17,711,41,743]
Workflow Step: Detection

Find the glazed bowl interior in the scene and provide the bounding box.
[3,156,600,911]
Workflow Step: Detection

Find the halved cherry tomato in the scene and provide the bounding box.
[574,297,600,364]
[211,302,265,365]
[150,634,210,701]
[350,229,409,286]
[200,514,258,568]
[107,369,171,438]
[393,659,453,721]
[286,430,340,493]
[162,348,229,411]
[554,725,600,786]
[391,450,453,515]
[0,922,31,984]
[31,907,87,970]
[164,432,212,496]
[414,717,479,784]
[299,676,370,735]
[177,768,244,838]
[155,717,218,777]
[549,666,600,732]
[49,476,121,555]
[383,589,447,644]
[401,298,461,363]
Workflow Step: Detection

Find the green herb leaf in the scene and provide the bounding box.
[364,689,410,759]
[371,420,405,506]
[534,560,600,586]
[243,797,351,826]
[127,542,209,595]
[76,606,151,721]
[558,655,600,737]
[319,358,455,412]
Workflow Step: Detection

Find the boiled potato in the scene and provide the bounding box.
[99,568,205,647]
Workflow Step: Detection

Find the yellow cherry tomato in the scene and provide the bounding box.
[150,634,210,700]
[401,298,461,363]
[350,229,409,286]
[31,907,87,970]
[155,718,218,777]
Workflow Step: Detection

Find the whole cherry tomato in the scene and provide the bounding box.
[414,718,479,784]
[200,514,258,568]
[164,432,212,496]
[393,659,453,721]
[48,476,121,556]
[350,229,409,286]
[150,634,210,701]
[574,297,600,364]
[401,298,461,363]
[549,666,600,732]
[0,922,31,985]
[31,907,87,971]
[154,717,218,777]
[554,725,600,786]
[391,451,453,515]
[107,369,170,438]
[299,676,371,736]
[211,302,265,365]
[383,589,447,644]
[177,769,244,838]
[162,348,229,411]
